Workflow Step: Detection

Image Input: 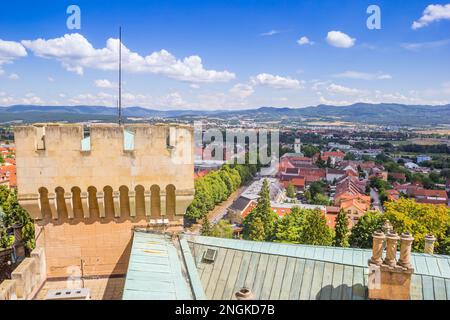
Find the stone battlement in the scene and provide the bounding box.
[15,123,194,221]
[14,123,195,278]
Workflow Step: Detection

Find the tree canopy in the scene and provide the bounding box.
[384,198,450,253]
[333,209,350,247]
[286,182,296,198]
[243,179,278,241]
[0,186,35,251]
[349,211,386,249]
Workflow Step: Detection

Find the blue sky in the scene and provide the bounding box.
[0,0,449,109]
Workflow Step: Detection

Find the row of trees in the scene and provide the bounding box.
[241,180,450,254]
[0,186,35,251]
[185,163,258,222]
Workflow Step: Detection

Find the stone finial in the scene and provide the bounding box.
[424,234,436,255]
[369,230,385,266]
[398,232,414,269]
[383,232,400,267]
[382,220,393,234]
[235,287,254,300]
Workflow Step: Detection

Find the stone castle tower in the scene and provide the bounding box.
[14,123,195,278]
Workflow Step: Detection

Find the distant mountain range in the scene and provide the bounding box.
[1,103,450,126]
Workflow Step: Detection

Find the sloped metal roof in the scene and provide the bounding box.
[122,231,196,300]
[186,235,450,300]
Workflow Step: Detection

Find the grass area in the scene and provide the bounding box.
[415,129,450,136]
[407,138,450,146]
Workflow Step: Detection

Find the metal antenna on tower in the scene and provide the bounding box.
[118,26,122,125]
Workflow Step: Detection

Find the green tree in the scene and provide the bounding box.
[243,179,278,241]
[286,183,296,198]
[201,218,212,236]
[309,181,326,198]
[298,209,334,246]
[302,145,320,158]
[311,193,330,205]
[384,198,450,252]
[0,188,35,250]
[344,152,356,161]
[209,220,234,239]
[276,207,304,243]
[333,210,349,247]
[349,211,386,248]
[247,217,266,241]
[316,154,326,168]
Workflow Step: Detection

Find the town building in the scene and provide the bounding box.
[412,189,448,206]
[325,168,347,183]
[416,155,432,164]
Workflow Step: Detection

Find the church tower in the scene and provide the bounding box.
[294,138,302,154]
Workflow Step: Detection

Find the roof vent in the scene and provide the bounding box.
[235,287,254,300]
[45,288,90,300]
[202,248,217,263]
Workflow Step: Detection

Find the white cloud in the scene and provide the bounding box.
[326,31,355,48]
[48,76,55,82]
[250,73,303,89]
[333,71,392,80]
[0,39,27,65]
[319,96,352,106]
[163,92,188,107]
[65,90,192,109]
[377,74,392,80]
[297,36,313,46]
[0,92,44,106]
[22,33,235,83]
[412,4,450,29]
[8,73,19,80]
[94,79,117,89]
[260,30,282,36]
[327,83,362,96]
[401,39,450,51]
[189,84,200,89]
[229,83,254,99]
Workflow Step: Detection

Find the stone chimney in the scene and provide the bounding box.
[369,230,385,265]
[424,234,436,255]
[368,231,414,300]
[235,287,254,300]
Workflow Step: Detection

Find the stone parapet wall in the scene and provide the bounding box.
[0,247,46,300]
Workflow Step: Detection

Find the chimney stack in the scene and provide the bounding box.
[369,230,385,265]
[368,230,414,300]
[235,288,254,300]
[424,234,436,255]
[398,232,414,269]
[383,232,400,267]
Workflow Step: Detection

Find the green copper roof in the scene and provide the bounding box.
[122,231,196,300]
[185,235,450,300]
[122,233,450,300]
